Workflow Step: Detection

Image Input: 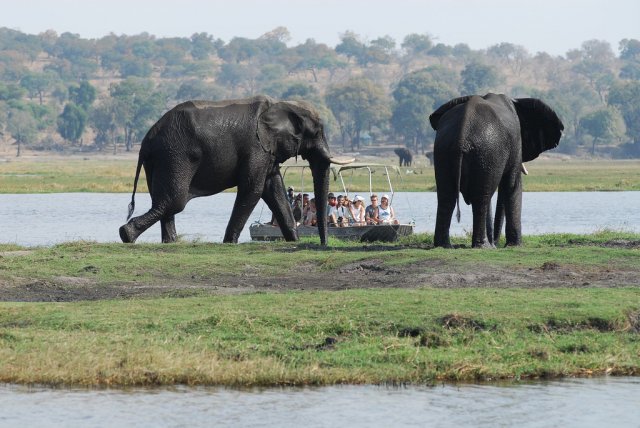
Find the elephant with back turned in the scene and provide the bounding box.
[119,95,350,245]
[394,148,413,166]
[429,93,564,248]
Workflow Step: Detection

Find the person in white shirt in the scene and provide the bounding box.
[377,194,398,224]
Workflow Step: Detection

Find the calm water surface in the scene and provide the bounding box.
[1,377,639,427]
[1,192,638,246]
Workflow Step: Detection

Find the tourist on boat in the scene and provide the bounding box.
[287,187,295,207]
[365,194,380,225]
[336,195,350,227]
[349,195,366,226]
[292,192,303,223]
[326,193,338,226]
[303,198,317,226]
[378,194,399,224]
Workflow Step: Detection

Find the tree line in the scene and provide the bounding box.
[1,26,639,157]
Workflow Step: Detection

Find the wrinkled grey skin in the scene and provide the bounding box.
[119,95,334,245]
[393,147,413,166]
[429,93,564,248]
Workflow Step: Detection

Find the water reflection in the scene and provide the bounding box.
[1,192,638,246]
[1,377,639,427]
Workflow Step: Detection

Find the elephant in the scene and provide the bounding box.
[119,95,351,246]
[394,148,413,166]
[425,151,434,166]
[428,93,564,248]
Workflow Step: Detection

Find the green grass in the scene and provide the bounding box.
[1,158,639,193]
[0,288,638,386]
[0,232,639,386]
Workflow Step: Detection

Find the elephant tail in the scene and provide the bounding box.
[126,155,144,221]
[455,152,462,223]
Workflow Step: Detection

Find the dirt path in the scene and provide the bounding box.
[2,241,638,302]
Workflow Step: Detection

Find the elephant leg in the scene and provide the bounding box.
[504,191,522,246]
[486,202,495,247]
[120,170,191,243]
[261,172,297,241]
[434,192,456,248]
[161,215,178,243]
[471,196,493,248]
[223,171,266,244]
[493,191,506,245]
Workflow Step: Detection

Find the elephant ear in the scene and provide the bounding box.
[513,98,564,162]
[429,96,473,130]
[257,102,305,157]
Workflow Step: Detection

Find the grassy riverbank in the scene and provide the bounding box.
[0,232,638,386]
[1,157,640,193]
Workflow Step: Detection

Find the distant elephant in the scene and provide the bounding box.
[119,95,350,245]
[425,151,434,166]
[394,148,413,166]
[429,93,563,248]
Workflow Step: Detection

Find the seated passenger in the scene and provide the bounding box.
[303,198,317,226]
[365,194,380,225]
[349,195,366,226]
[378,194,399,224]
[326,193,338,226]
[335,195,350,227]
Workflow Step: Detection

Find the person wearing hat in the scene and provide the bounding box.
[349,195,366,226]
[378,194,399,224]
[326,192,338,226]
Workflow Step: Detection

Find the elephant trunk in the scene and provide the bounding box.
[310,159,330,246]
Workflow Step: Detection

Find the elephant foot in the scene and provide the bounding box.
[472,240,495,249]
[119,224,137,243]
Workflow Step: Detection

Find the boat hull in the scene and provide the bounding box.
[249,223,414,243]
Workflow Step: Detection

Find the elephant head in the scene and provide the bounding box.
[257,101,350,245]
[513,98,564,162]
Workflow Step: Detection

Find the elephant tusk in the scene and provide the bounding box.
[521,163,529,175]
[330,156,356,165]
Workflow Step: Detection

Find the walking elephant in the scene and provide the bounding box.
[429,93,563,248]
[119,95,351,246]
[394,148,413,166]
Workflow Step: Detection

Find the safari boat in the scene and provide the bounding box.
[249,163,415,243]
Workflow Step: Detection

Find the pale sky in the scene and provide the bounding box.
[2,0,639,56]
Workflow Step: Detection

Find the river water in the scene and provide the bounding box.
[1,192,639,246]
[1,377,639,427]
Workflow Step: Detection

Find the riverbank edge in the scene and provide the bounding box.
[0,233,639,388]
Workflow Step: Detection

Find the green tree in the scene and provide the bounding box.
[460,62,501,94]
[325,78,390,150]
[487,42,529,75]
[57,102,87,144]
[109,78,167,151]
[391,67,457,152]
[608,80,640,146]
[190,32,222,60]
[20,71,57,105]
[401,34,433,56]
[335,31,366,64]
[6,108,38,156]
[175,80,226,102]
[619,39,640,80]
[578,108,621,155]
[89,100,118,151]
[0,83,26,101]
[68,80,96,110]
[219,37,260,63]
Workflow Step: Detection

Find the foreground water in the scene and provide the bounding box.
[1,192,638,246]
[1,377,639,427]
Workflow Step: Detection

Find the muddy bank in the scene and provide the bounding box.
[1,240,638,302]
